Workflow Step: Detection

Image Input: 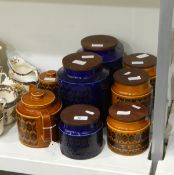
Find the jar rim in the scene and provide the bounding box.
[81,35,118,51]
[60,104,100,127]
[108,103,148,123]
[113,68,149,86]
[123,53,157,68]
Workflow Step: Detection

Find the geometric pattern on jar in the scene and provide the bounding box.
[112,92,152,109]
[107,126,150,155]
[38,84,58,94]
[17,115,38,146]
[107,126,150,144]
[108,141,149,155]
[60,84,95,105]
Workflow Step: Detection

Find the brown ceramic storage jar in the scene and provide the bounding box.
[38,70,58,96]
[123,53,156,95]
[107,103,150,156]
[16,85,62,148]
[111,68,153,113]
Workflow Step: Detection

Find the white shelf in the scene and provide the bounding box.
[156,134,174,175]
[0,124,151,175]
[155,160,173,175]
[156,103,174,175]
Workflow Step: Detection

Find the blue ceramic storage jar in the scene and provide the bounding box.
[59,104,103,159]
[80,35,124,83]
[57,52,110,123]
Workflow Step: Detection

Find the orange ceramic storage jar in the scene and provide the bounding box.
[38,70,58,96]
[107,103,150,156]
[111,68,153,113]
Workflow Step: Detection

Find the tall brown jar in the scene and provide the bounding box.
[111,68,153,113]
[16,85,62,148]
[123,53,156,96]
[38,70,58,96]
[107,103,150,156]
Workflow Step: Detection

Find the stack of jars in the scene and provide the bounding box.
[13,34,157,159]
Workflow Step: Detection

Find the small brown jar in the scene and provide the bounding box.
[107,103,150,156]
[123,53,156,95]
[16,85,62,148]
[38,70,58,96]
[111,68,153,113]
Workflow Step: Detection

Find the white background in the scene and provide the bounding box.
[0,0,159,71]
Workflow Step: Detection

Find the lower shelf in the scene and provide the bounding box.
[156,102,174,175]
[156,134,174,175]
[0,124,152,175]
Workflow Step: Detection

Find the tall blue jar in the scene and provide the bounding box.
[59,104,103,160]
[80,35,124,83]
[57,52,110,123]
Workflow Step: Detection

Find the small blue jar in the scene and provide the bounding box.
[59,104,103,159]
[57,52,110,123]
[80,35,124,83]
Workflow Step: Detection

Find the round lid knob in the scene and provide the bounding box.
[109,103,148,123]
[123,53,157,68]
[46,70,56,77]
[62,52,102,72]
[60,104,100,126]
[39,70,57,83]
[81,35,118,51]
[21,88,55,108]
[113,68,149,86]
[31,90,45,99]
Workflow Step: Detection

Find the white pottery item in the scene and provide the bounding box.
[8,57,38,90]
[0,72,26,98]
[0,85,18,125]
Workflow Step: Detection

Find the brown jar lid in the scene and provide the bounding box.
[60,104,100,126]
[113,68,149,86]
[39,70,57,84]
[81,35,118,51]
[123,53,157,68]
[109,103,148,123]
[62,52,102,71]
[21,88,55,108]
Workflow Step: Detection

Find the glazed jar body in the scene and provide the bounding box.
[144,67,156,102]
[58,68,109,122]
[59,122,103,159]
[111,83,153,113]
[107,116,150,155]
[38,70,58,96]
[125,65,156,98]
[16,100,62,148]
